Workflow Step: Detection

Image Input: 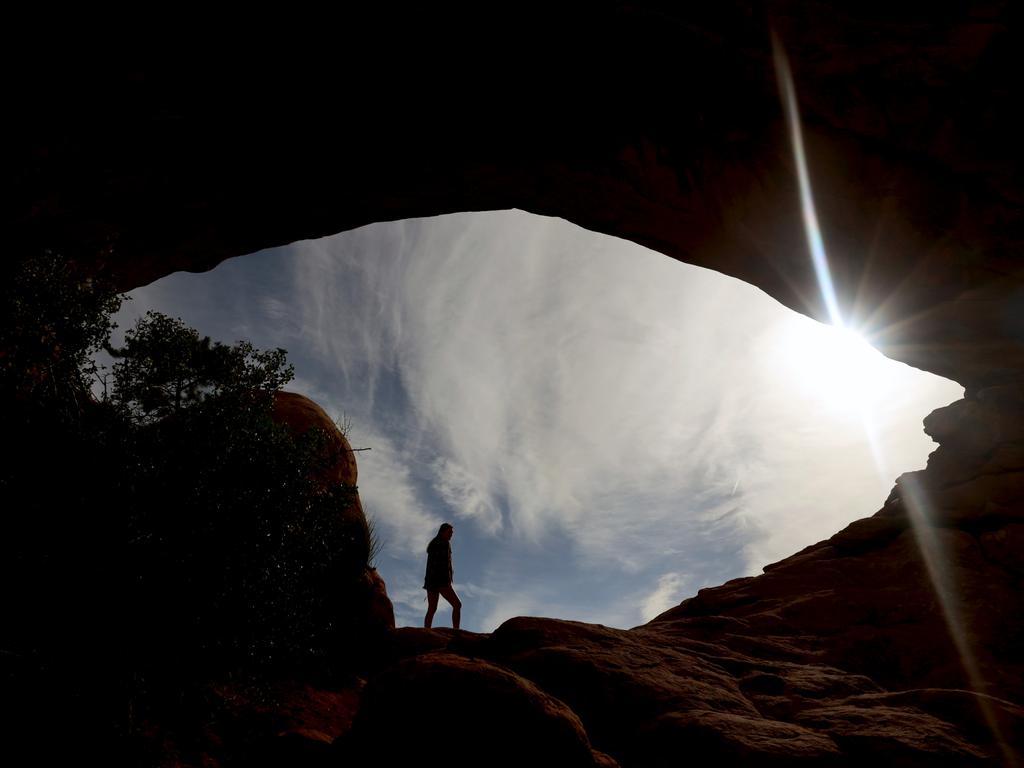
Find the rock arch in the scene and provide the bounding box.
[8,6,1024,762]
[11,7,1024,388]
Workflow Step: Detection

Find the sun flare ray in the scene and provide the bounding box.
[772,33,1013,763]
[772,34,843,329]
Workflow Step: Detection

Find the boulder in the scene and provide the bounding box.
[340,653,617,768]
[271,390,357,489]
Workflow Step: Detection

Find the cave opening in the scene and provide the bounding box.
[114,209,963,633]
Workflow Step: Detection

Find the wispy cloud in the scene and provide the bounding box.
[121,210,963,632]
[641,572,690,623]
[433,458,504,536]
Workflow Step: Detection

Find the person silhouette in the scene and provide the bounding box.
[423,522,461,630]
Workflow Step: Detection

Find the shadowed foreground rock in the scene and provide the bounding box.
[271,389,395,633]
[338,653,617,768]
[359,621,1022,767]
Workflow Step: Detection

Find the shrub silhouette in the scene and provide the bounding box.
[109,311,374,672]
[0,250,120,416]
[0,254,376,686]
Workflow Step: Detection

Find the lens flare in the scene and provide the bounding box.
[898,474,1015,766]
[772,32,1015,764]
[772,35,843,329]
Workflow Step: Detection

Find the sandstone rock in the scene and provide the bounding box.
[131,677,363,768]
[793,704,989,765]
[385,626,459,659]
[271,390,357,489]
[365,614,1012,765]
[826,515,906,555]
[820,689,1024,764]
[269,390,398,643]
[486,617,759,762]
[340,653,616,767]
[13,7,1024,389]
[980,524,1024,575]
[636,710,841,767]
[660,524,1022,697]
[362,566,396,631]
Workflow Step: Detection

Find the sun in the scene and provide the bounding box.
[772,316,899,415]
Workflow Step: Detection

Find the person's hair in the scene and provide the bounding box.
[427,522,453,552]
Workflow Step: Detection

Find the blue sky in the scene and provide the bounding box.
[116,210,963,632]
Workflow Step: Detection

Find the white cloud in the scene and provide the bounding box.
[478,594,539,634]
[387,579,430,628]
[259,295,291,322]
[351,425,441,559]
[640,572,690,623]
[123,209,964,631]
[288,211,960,577]
[433,458,504,535]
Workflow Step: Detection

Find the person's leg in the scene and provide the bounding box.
[439,585,462,630]
[424,590,439,628]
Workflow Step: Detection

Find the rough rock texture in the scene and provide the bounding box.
[361,566,396,633]
[339,653,617,767]
[7,6,1024,766]
[270,390,395,631]
[131,677,363,768]
[271,390,358,489]
[357,622,1022,767]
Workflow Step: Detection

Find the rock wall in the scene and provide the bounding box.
[7,5,1024,765]
[270,390,394,632]
[9,6,1024,388]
